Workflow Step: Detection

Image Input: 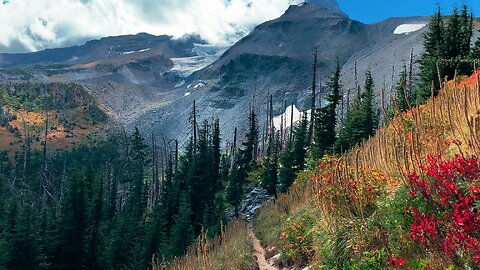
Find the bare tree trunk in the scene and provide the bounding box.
[308,47,318,144]
[175,139,179,172]
[406,46,414,110]
[193,100,197,154]
[231,127,237,168]
[346,88,351,114]
[354,61,359,95]
[280,102,284,150]
[150,129,158,203]
[290,101,294,146]
[40,112,49,207]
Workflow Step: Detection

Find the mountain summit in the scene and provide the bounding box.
[304,0,343,14]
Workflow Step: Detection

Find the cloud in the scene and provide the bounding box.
[0,0,305,53]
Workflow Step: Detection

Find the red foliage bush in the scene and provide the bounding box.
[406,153,480,266]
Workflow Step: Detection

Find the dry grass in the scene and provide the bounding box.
[254,71,480,268]
[155,220,254,270]
[346,70,480,181]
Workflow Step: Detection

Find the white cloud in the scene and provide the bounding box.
[0,0,304,53]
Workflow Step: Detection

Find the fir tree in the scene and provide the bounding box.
[335,94,365,151]
[336,69,378,152]
[291,114,309,172]
[262,134,278,196]
[169,193,194,258]
[278,144,295,193]
[362,68,378,138]
[6,204,40,270]
[313,60,342,158]
[394,64,409,112]
[417,7,444,103]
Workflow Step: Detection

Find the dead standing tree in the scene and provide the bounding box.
[308,47,318,144]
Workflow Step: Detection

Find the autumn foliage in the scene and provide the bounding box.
[406,153,480,267]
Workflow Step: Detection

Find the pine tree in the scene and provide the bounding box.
[278,143,295,193]
[129,127,149,219]
[262,134,278,196]
[459,5,473,57]
[362,68,379,138]
[472,38,480,60]
[143,204,167,268]
[169,193,194,258]
[417,7,444,103]
[227,156,243,217]
[227,109,258,215]
[394,64,409,112]
[335,69,378,152]
[335,94,365,151]
[417,5,474,104]
[313,60,342,158]
[240,109,259,170]
[85,174,105,270]
[6,203,40,270]
[292,114,308,172]
[50,173,87,270]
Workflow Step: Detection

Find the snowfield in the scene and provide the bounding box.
[121,48,151,55]
[394,24,426,35]
[273,104,311,130]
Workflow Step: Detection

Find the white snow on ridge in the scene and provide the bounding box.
[121,48,151,55]
[273,105,311,130]
[394,24,426,35]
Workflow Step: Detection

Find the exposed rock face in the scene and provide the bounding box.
[231,187,271,221]
[0,2,436,144]
[307,0,342,14]
[133,3,429,144]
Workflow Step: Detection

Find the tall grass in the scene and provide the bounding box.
[154,220,253,270]
[347,71,480,180]
[255,71,480,268]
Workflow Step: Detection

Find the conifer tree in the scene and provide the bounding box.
[6,204,40,270]
[472,38,480,60]
[49,173,87,270]
[336,69,378,152]
[129,127,149,219]
[291,114,308,171]
[417,7,444,103]
[313,60,342,158]
[227,156,243,217]
[262,134,278,196]
[278,143,295,193]
[335,94,364,151]
[417,5,473,103]
[394,64,409,112]
[169,193,194,258]
[362,68,378,138]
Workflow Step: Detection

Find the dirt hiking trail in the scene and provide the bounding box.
[248,225,278,270]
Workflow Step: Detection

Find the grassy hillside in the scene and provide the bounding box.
[0,82,110,153]
[167,71,480,270]
[156,221,253,270]
[252,71,480,269]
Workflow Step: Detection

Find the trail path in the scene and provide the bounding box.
[248,225,278,270]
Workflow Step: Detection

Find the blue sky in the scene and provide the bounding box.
[339,0,480,23]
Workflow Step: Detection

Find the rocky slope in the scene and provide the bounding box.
[132,2,429,143]
[0,1,433,144]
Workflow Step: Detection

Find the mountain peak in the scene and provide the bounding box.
[302,0,342,14]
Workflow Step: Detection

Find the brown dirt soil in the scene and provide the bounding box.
[248,225,279,270]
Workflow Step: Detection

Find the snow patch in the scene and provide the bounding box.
[121,48,150,55]
[394,24,426,35]
[194,82,205,89]
[273,105,311,130]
